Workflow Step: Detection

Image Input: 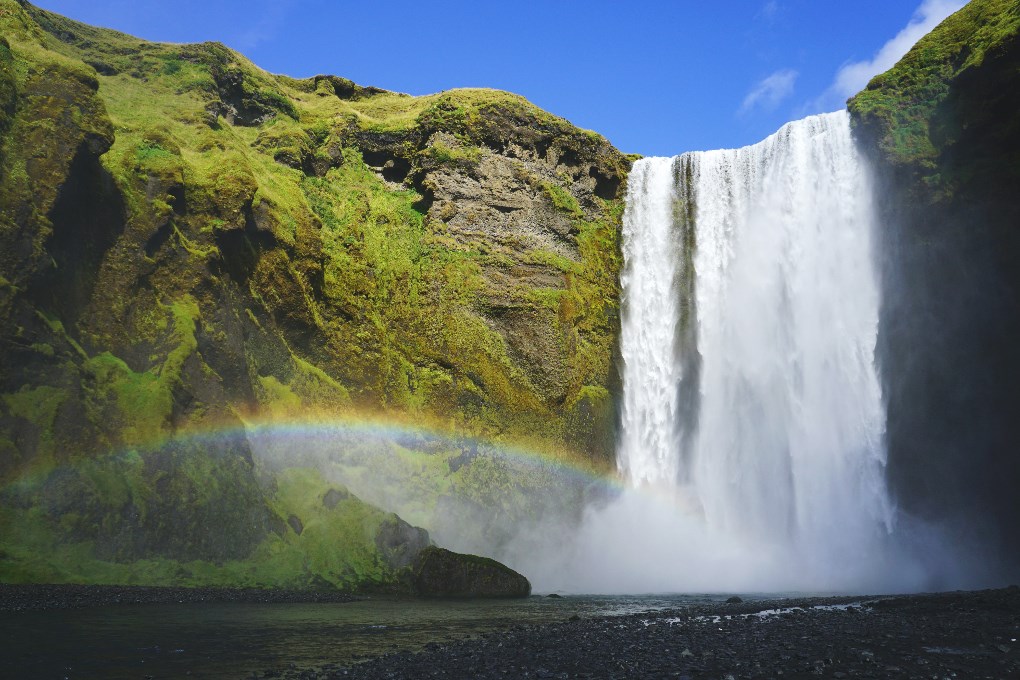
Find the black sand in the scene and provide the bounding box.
[310,588,1020,680]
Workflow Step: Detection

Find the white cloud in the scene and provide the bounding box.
[813,0,965,110]
[740,69,798,115]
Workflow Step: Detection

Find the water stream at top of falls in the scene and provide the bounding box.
[610,111,904,590]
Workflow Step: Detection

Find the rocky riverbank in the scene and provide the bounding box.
[289,587,1019,679]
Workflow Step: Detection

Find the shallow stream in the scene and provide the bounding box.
[1,594,737,678]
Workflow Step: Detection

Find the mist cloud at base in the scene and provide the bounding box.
[245,426,993,596]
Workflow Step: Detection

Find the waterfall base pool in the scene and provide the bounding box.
[0,593,739,679]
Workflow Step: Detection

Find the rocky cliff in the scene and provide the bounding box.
[849,0,1020,579]
[0,0,627,589]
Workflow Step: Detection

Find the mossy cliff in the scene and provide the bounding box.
[848,0,1020,576]
[0,0,629,589]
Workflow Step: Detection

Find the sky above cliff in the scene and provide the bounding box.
[34,0,964,157]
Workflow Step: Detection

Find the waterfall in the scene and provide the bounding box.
[603,111,915,591]
[617,159,685,486]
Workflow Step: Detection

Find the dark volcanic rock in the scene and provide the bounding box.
[322,487,349,509]
[411,546,530,598]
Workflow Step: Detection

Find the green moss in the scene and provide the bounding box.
[425,139,484,165]
[252,122,312,168]
[255,375,303,414]
[524,248,580,274]
[416,97,469,134]
[0,0,629,589]
[0,457,407,591]
[542,181,583,217]
[2,385,68,463]
[134,140,176,166]
[172,224,219,259]
[848,0,1020,176]
[72,298,199,450]
[263,467,393,587]
[528,287,567,310]
[0,36,17,139]
[291,356,352,404]
[28,342,52,356]
[163,297,200,381]
[83,352,171,446]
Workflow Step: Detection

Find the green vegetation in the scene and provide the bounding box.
[0,456,411,590]
[848,0,1020,199]
[0,0,629,589]
[542,182,583,217]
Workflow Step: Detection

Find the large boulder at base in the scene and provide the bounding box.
[411,546,531,598]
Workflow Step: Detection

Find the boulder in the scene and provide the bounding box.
[411,546,531,598]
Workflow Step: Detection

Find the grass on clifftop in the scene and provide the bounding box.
[848,0,1020,173]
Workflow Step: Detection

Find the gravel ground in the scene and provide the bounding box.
[284,588,1020,680]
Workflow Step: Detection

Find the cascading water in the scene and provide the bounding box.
[543,111,934,593]
[617,159,686,487]
[677,112,893,561]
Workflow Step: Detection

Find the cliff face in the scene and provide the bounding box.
[0,1,627,588]
[849,0,1020,578]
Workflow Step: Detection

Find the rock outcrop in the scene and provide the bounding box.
[411,546,531,598]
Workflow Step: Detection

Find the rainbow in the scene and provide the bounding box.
[5,408,721,523]
[66,409,625,495]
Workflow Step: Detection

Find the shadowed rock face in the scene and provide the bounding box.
[411,546,531,598]
[849,0,1020,579]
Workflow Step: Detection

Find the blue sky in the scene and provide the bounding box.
[33,0,964,156]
